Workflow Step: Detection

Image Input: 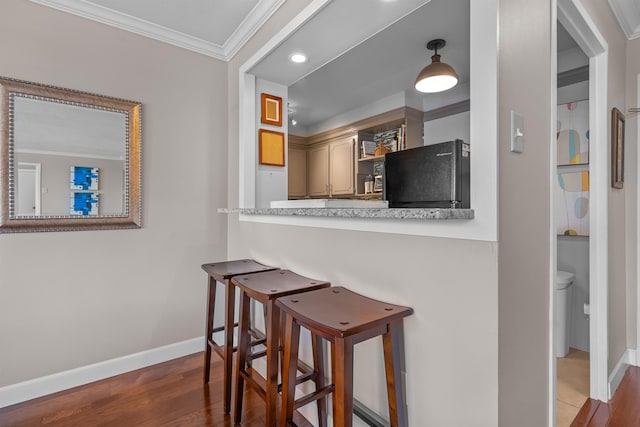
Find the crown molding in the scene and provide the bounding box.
[224,0,287,60]
[608,0,640,40]
[29,0,286,61]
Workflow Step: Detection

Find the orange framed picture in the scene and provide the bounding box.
[259,129,285,166]
[261,93,282,126]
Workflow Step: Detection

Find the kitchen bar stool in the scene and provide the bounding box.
[277,286,413,427]
[231,269,330,426]
[201,259,276,413]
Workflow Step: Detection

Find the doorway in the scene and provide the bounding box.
[555,20,591,426]
[552,0,609,426]
[16,162,41,216]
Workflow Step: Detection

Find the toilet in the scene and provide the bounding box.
[556,270,576,357]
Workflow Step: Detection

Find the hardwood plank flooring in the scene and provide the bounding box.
[571,366,640,426]
[0,352,313,427]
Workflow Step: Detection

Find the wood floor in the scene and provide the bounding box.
[0,352,313,427]
[571,366,640,427]
[557,348,590,427]
[5,351,640,426]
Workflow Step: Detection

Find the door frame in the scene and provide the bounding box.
[17,162,42,216]
[551,2,609,423]
[637,74,640,368]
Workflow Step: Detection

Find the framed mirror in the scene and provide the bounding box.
[0,77,141,233]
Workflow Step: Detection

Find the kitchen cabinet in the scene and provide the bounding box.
[329,136,355,195]
[289,106,421,198]
[308,144,330,197]
[288,146,307,198]
[307,137,355,197]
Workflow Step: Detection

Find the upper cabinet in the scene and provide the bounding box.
[307,144,330,197]
[329,137,355,196]
[288,107,421,199]
[306,136,355,198]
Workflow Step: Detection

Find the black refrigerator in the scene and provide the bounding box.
[383,140,470,208]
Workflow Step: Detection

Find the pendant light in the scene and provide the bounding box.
[414,39,458,93]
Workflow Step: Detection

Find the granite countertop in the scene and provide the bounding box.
[219,207,474,220]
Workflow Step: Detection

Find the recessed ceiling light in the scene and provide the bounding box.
[290,53,307,63]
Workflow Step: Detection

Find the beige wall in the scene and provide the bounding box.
[17,153,124,215]
[498,0,552,425]
[227,2,499,426]
[625,38,640,353]
[1,0,637,424]
[0,1,228,386]
[580,0,629,374]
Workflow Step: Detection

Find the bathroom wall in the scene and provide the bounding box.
[557,235,590,351]
[556,42,590,353]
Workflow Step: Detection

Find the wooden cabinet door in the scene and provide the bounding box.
[288,147,307,198]
[329,137,355,195]
[308,144,329,197]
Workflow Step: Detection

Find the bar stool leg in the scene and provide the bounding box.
[383,320,408,427]
[222,279,236,414]
[234,290,251,423]
[265,300,281,427]
[332,336,354,427]
[281,314,301,427]
[203,276,217,383]
[312,332,328,427]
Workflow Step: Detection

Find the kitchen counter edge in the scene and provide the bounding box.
[219,208,474,220]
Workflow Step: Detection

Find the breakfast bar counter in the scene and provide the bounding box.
[219,207,474,220]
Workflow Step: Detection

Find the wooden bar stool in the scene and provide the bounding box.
[277,286,413,427]
[231,269,331,427]
[200,259,276,414]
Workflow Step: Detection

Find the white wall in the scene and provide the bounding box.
[558,81,589,105]
[423,111,470,146]
[304,91,407,137]
[558,46,589,72]
[0,0,228,388]
[255,78,288,207]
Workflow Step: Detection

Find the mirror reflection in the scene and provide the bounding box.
[14,96,126,217]
[0,77,142,232]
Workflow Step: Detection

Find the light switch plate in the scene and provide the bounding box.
[510,110,524,153]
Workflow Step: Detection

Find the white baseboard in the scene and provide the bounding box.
[608,348,634,399]
[0,337,204,409]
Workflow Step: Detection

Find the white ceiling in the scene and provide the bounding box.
[609,0,640,39]
[27,0,639,131]
[248,0,435,87]
[251,0,470,130]
[29,0,285,60]
[14,96,126,160]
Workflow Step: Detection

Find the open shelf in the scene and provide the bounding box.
[358,155,386,162]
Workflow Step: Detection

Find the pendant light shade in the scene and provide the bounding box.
[414,39,458,93]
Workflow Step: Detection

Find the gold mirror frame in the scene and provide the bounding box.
[0,77,141,232]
